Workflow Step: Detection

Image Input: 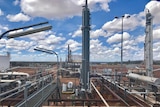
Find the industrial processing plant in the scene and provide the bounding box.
[1,0,160,107]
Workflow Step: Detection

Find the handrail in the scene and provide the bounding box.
[0,73,54,102]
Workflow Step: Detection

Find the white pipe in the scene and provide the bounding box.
[0,79,16,82]
[127,73,160,85]
[91,82,110,107]
[16,80,22,89]
[0,71,29,77]
[0,79,22,91]
[0,79,22,85]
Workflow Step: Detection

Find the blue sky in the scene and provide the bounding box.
[0,0,160,62]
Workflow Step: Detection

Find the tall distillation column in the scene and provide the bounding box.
[144,10,153,77]
[81,0,90,91]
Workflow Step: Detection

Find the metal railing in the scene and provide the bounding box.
[0,70,57,107]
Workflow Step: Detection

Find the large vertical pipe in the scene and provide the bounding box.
[81,0,90,91]
[145,10,153,77]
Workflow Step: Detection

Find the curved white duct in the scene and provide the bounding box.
[127,73,160,85]
[0,71,29,77]
[0,79,22,90]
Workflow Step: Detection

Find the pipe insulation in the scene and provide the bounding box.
[0,71,29,77]
[127,73,160,85]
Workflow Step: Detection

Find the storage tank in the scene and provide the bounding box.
[62,83,67,92]
[67,82,73,89]
[0,54,10,72]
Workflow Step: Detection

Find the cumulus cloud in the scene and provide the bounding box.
[13,0,20,5]
[91,29,107,38]
[90,39,123,62]
[90,39,106,54]
[153,27,160,41]
[72,27,107,38]
[107,32,130,44]
[7,13,30,22]
[5,39,35,51]
[20,0,81,19]
[72,26,82,38]
[102,13,145,36]
[62,39,81,52]
[152,42,160,60]
[44,34,65,45]
[88,0,111,12]
[0,39,6,48]
[0,9,4,16]
[37,34,66,50]
[0,25,9,34]
[153,42,160,52]
[20,0,111,19]
[135,35,145,43]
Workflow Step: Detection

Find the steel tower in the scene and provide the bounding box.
[81,0,90,91]
[144,10,153,77]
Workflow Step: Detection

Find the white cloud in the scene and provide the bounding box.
[153,42,160,52]
[20,0,82,19]
[62,39,81,52]
[153,42,160,60]
[5,39,35,52]
[7,13,30,22]
[145,1,160,24]
[91,29,107,38]
[13,0,20,5]
[36,34,65,51]
[153,27,160,41]
[0,9,4,16]
[90,39,107,54]
[44,34,65,45]
[102,13,145,37]
[0,39,6,48]
[72,26,82,38]
[0,25,9,35]
[135,35,145,43]
[72,27,107,39]
[10,53,61,62]
[89,0,111,12]
[107,32,130,44]
[90,39,126,62]
[20,0,111,19]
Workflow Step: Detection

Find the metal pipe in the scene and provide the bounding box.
[127,73,160,85]
[0,71,29,77]
[103,77,152,107]
[103,83,130,106]
[91,82,110,107]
